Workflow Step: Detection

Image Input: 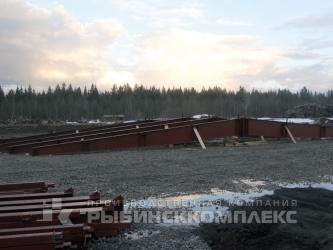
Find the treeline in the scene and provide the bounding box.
[0,83,332,121]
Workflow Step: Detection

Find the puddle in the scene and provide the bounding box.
[124,179,333,225]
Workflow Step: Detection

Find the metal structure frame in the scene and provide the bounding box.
[1,117,332,156]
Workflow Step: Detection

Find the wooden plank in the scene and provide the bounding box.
[243,141,268,146]
[285,125,297,144]
[193,127,206,149]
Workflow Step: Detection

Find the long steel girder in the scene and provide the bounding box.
[2,118,333,156]
[0,118,189,147]
[3,117,220,154]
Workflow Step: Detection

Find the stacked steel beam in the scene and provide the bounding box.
[0,182,131,249]
[0,117,332,156]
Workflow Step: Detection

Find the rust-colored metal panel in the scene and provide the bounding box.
[324,126,333,137]
[247,119,285,137]
[286,123,321,138]
[197,120,238,139]
[145,126,195,146]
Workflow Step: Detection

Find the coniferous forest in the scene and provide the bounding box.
[0,83,332,122]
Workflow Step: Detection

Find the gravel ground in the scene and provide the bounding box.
[0,138,332,249]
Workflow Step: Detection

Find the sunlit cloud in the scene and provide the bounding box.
[0,0,332,93]
[132,28,280,90]
[0,0,126,90]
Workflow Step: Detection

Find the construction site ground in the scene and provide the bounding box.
[0,133,332,249]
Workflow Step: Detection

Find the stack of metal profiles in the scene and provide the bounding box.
[0,182,130,249]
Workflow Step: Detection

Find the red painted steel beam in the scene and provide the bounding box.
[0,118,186,149]
[0,192,100,207]
[195,120,238,140]
[1,244,56,250]
[0,219,70,229]
[31,119,237,155]
[0,197,123,224]
[0,207,117,227]
[247,119,285,137]
[7,118,216,154]
[286,123,333,138]
[0,119,158,144]
[0,231,63,247]
[0,224,88,236]
[247,118,333,138]
[0,200,112,213]
[0,182,54,193]
[0,208,83,224]
[0,188,74,202]
[11,118,332,156]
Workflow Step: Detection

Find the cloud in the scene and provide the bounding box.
[282,51,321,60]
[1,0,332,94]
[271,61,333,92]
[132,28,281,90]
[0,0,127,90]
[282,13,333,30]
[298,38,333,50]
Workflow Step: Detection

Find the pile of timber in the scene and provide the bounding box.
[221,137,268,147]
[0,182,131,249]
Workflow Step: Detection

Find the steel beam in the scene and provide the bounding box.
[0,188,74,202]
[0,192,99,207]
[31,119,235,155]
[0,182,55,194]
[3,118,332,156]
[7,118,217,154]
[0,118,186,149]
[0,232,64,247]
[0,200,112,213]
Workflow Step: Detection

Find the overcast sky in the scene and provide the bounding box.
[1,0,333,92]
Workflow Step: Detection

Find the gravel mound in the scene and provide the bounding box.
[199,187,333,250]
[285,103,333,118]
